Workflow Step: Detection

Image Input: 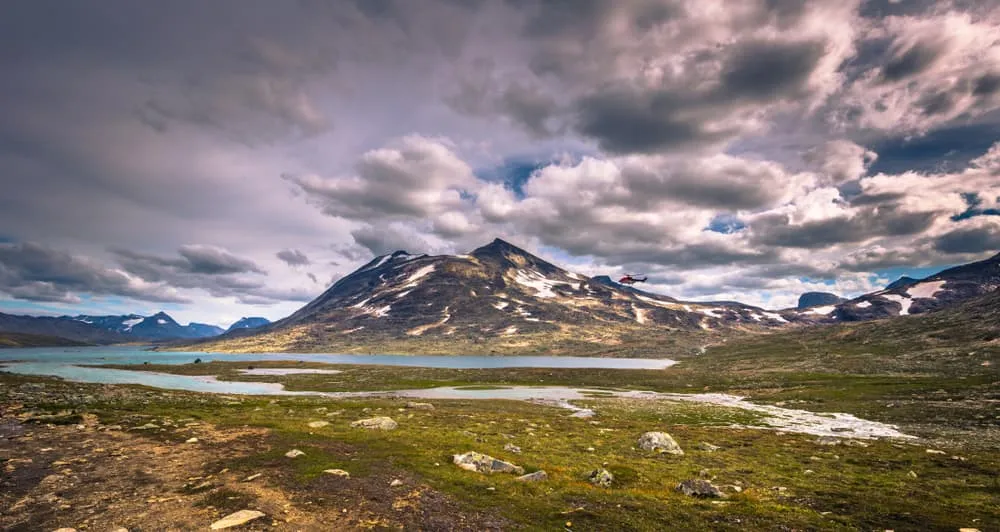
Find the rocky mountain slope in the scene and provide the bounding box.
[225,317,271,333]
[793,252,1000,322]
[187,239,791,355]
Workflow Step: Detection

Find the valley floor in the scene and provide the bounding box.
[2,357,998,531]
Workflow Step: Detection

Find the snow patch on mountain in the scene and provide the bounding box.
[807,305,836,315]
[513,269,564,298]
[907,280,946,299]
[855,301,871,308]
[494,301,509,310]
[402,264,436,288]
[881,294,912,315]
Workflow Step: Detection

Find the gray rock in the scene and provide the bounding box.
[696,442,720,452]
[815,436,842,446]
[210,510,266,529]
[307,421,330,428]
[516,470,548,482]
[504,443,522,454]
[588,468,614,487]
[676,479,725,498]
[452,451,524,474]
[323,469,350,478]
[351,417,398,430]
[390,479,404,487]
[285,449,305,458]
[637,431,684,455]
[405,402,435,410]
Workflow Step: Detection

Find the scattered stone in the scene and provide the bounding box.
[390,479,404,487]
[185,437,198,444]
[516,471,548,482]
[815,436,841,446]
[285,449,305,458]
[696,442,720,452]
[307,421,330,429]
[586,447,596,452]
[405,402,435,410]
[908,471,918,478]
[959,528,981,532]
[588,468,614,487]
[676,479,725,498]
[925,449,946,455]
[452,452,524,474]
[637,431,684,455]
[53,528,77,532]
[210,509,266,530]
[350,417,398,430]
[111,528,129,532]
[804,469,815,475]
[134,423,159,430]
[504,443,522,454]
[243,473,262,482]
[323,469,350,478]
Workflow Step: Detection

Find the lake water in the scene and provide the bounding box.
[0,346,911,439]
[0,346,675,394]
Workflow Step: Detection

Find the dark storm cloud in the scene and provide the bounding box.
[932,225,1000,254]
[109,246,313,304]
[867,121,1000,175]
[720,39,826,100]
[276,249,312,266]
[880,40,948,84]
[178,245,265,274]
[973,73,1000,97]
[752,208,938,249]
[0,242,188,303]
[575,88,724,154]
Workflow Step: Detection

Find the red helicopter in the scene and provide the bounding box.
[618,273,648,285]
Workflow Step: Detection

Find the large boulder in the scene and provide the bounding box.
[676,479,725,498]
[350,417,398,430]
[637,431,684,455]
[452,451,524,474]
[588,468,614,487]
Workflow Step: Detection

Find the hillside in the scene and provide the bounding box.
[793,252,1000,322]
[699,289,1000,376]
[184,239,791,356]
[0,331,90,348]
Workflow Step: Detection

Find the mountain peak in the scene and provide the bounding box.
[471,237,527,257]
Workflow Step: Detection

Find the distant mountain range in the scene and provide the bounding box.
[0,311,265,346]
[792,252,1000,322]
[3,239,998,353]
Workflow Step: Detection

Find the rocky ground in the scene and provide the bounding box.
[2,367,998,531]
[0,379,508,532]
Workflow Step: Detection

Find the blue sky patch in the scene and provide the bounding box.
[706,214,747,234]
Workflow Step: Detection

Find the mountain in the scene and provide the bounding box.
[797,292,845,309]
[186,322,226,337]
[0,313,128,344]
[127,311,222,340]
[798,252,1000,322]
[0,311,225,344]
[187,238,791,355]
[885,276,919,291]
[226,317,271,333]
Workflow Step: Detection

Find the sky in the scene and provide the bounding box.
[1,0,1000,327]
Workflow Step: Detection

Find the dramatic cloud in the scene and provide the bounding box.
[0,242,188,304]
[2,0,1000,319]
[276,248,311,266]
